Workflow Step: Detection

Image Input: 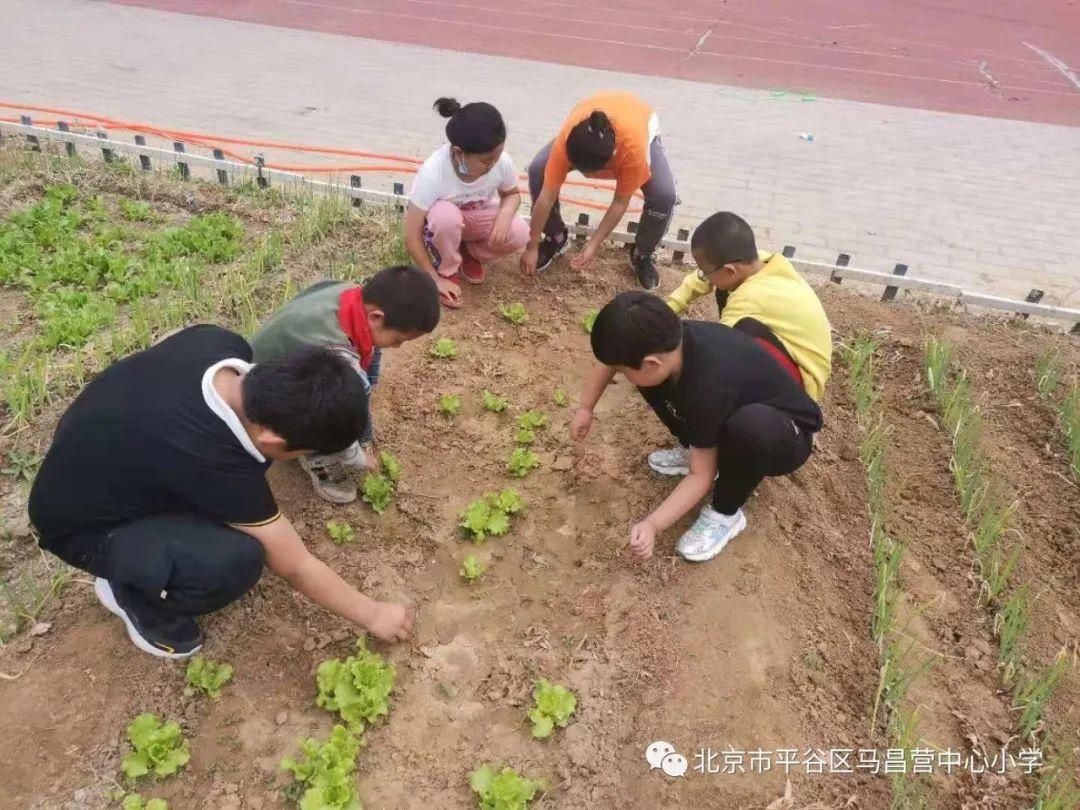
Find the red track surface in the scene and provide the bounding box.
[102,0,1080,125]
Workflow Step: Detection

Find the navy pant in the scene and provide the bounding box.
[45,513,265,617]
[712,404,814,515]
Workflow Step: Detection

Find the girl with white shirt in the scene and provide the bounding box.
[405,98,529,308]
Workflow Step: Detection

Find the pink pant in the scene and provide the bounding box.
[426,199,530,278]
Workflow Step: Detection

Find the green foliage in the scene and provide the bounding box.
[281,725,362,810]
[581,310,598,334]
[553,389,568,407]
[1035,350,1062,399]
[481,390,508,413]
[36,288,117,349]
[430,337,459,359]
[118,199,153,222]
[1014,652,1070,740]
[460,555,487,584]
[517,410,548,431]
[439,394,462,417]
[527,679,577,739]
[326,520,357,546]
[1,448,42,483]
[515,428,535,446]
[361,474,394,514]
[459,489,525,543]
[841,335,879,420]
[1061,382,1080,481]
[121,795,168,810]
[499,302,528,325]
[507,447,540,478]
[380,451,403,484]
[121,713,190,780]
[315,639,396,731]
[469,764,542,810]
[149,212,244,264]
[184,655,234,699]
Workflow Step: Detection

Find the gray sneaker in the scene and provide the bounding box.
[299,455,357,504]
[335,442,369,472]
[676,506,746,562]
[648,445,690,476]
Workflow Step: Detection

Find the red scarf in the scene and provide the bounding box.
[337,287,375,371]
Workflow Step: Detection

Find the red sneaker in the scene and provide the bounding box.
[460,244,486,284]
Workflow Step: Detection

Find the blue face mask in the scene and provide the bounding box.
[456,155,469,175]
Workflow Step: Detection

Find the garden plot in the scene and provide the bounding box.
[1,140,1078,810]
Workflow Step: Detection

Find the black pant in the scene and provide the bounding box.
[712,404,814,515]
[45,514,265,617]
[527,137,679,256]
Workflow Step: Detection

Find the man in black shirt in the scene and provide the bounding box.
[29,325,415,658]
[571,292,822,563]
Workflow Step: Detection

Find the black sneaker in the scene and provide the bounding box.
[95,578,203,659]
[536,228,570,274]
[630,246,660,290]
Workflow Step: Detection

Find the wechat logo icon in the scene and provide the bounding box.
[645,741,688,777]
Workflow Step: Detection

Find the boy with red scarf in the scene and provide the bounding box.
[251,265,440,503]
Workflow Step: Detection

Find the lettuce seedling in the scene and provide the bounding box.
[361,474,394,514]
[469,764,543,810]
[121,796,168,810]
[315,639,396,731]
[527,679,577,739]
[439,394,462,417]
[499,303,528,325]
[460,555,486,584]
[508,447,539,478]
[121,714,190,779]
[553,389,568,407]
[281,725,362,810]
[380,451,403,484]
[459,489,525,543]
[517,410,548,431]
[430,337,459,359]
[184,656,234,699]
[581,310,598,334]
[326,520,356,546]
[481,390,509,413]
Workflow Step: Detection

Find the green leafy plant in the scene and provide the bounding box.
[380,451,403,484]
[460,555,487,584]
[326,520,357,546]
[459,489,525,543]
[508,447,540,478]
[499,302,528,325]
[517,410,548,431]
[430,337,459,359]
[1,448,41,482]
[1035,349,1062,399]
[121,713,190,780]
[481,390,509,413]
[118,199,152,222]
[281,725,362,810]
[184,655,234,699]
[439,394,462,417]
[316,639,396,731]
[121,795,168,810]
[581,310,598,334]
[361,474,395,514]
[515,428,535,446]
[527,679,577,739]
[469,764,542,810]
[553,389,568,407]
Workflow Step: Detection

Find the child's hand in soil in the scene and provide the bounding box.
[629,520,656,560]
[570,407,594,441]
[365,601,416,642]
[520,243,540,276]
[360,444,380,473]
[437,276,462,308]
[570,240,599,270]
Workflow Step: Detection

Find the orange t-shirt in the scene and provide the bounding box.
[543,91,656,196]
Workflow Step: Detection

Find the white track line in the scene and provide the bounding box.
[1023,42,1080,92]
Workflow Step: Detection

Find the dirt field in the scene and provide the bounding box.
[1,141,1078,810]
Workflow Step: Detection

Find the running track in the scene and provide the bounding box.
[100,0,1080,125]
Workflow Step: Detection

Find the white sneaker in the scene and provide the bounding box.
[299,455,357,504]
[676,506,746,562]
[647,445,690,476]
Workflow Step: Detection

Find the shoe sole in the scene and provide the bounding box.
[536,237,571,275]
[677,512,747,563]
[94,578,201,660]
[460,267,486,285]
[647,458,690,477]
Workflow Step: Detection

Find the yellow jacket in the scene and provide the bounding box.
[667,252,832,401]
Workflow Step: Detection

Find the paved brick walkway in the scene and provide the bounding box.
[3,0,1079,306]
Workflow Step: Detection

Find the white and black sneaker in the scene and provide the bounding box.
[536,228,570,274]
[95,578,203,659]
[647,445,690,476]
[675,506,747,563]
[630,246,660,290]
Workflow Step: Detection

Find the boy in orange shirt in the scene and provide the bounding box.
[522,91,678,290]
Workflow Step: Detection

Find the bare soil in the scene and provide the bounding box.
[2,151,1078,810]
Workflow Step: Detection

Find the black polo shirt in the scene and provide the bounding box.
[29,325,280,550]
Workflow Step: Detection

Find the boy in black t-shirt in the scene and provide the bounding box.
[571,292,822,562]
[28,325,415,659]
